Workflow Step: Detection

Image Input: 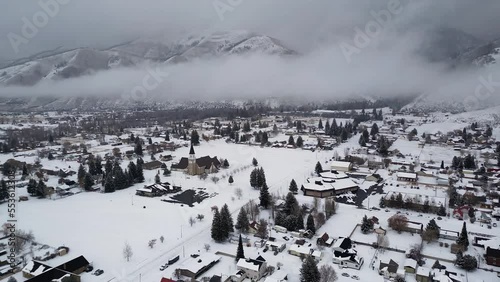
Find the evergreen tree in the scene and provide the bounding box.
[296,211,305,230]
[113,164,128,190]
[315,161,323,175]
[105,159,113,175]
[284,192,300,216]
[155,173,161,184]
[259,182,271,209]
[84,173,94,191]
[88,157,97,176]
[257,168,266,188]
[324,120,330,133]
[136,159,145,182]
[77,164,86,187]
[379,197,386,208]
[361,215,372,234]
[395,193,404,208]
[134,141,143,156]
[228,175,234,184]
[437,204,446,216]
[95,155,103,175]
[165,131,170,141]
[37,180,46,197]
[220,204,234,237]
[191,130,200,145]
[235,207,250,233]
[250,168,258,188]
[456,222,469,249]
[455,251,465,268]
[318,119,323,130]
[47,153,55,160]
[128,161,137,180]
[211,209,225,242]
[22,164,28,177]
[288,135,295,146]
[296,136,304,148]
[440,161,445,169]
[223,159,230,168]
[235,234,245,262]
[27,179,37,196]
[252,158,258,167]
[289,179,298,194]
[104,173,115,193]
[359,135,366,147]
[306,214,316,234]
[300,255,321,282]
[370,123,379,136]
[163,167,171,176]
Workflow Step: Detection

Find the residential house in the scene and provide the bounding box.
[378,259,399,278]
[483,238,500,266]
[236,256,267,281]
[302,177,359,198]
[142,160,165,170]
[416,267,431,282]
[330,161,353,172]
[316,232,334,247]
[177,253,221,279]
[404,258,417,273]
[332,237,364,270]
[288,244,322,261]
[24,255,90,282]
[263,270,288,282]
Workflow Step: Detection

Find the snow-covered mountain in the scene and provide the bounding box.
[455,39,500,67]
[0,31,296,87]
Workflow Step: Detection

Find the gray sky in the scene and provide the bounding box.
[1,0,500,105]
[1,0,500,60]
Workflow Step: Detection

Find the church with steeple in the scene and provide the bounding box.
[171,144,221,176]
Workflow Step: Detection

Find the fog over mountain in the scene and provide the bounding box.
[1,0,500,108]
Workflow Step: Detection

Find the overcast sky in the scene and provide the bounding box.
[2,0,500,60]
[1,0,500,105]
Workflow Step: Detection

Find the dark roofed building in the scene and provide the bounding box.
[143,160,164,170]
[24,255,89,282]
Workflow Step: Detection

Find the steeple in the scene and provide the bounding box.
[189,144,195,160]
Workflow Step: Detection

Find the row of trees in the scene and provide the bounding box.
[380,193,446,216]
[451,154,477,170]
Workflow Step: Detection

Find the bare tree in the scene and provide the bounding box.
[235,188,243,200]
[315,212,326,229]
[256,219,268,239]
[197,214,205,221]
[204,244,211,252]
[377,234,389,252]
[319,264,338,282]
[388,214,408,233]
[148,239,156,248]
[123,242,133,262]
[174,269,182,279]
[189,216,196,227]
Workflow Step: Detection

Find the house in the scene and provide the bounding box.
[24,255,90,282]
[416,266,431,282]
[404,258,417,273]
[433,271,465,282]
[378,259,399,278]
[330,161,353,172]
[143,160,164,170]
[160,278,177,282]
[248,221,260,235]
[236,256,267,281]
[288,244,322,260]
[263,270,288,282]
[483,238,500,266]
[316,232,334,247]
[302,178,359,198]
[177,253,221,279]
[397,172,418,182]
[171,145,221,176]
[331,237,363,269]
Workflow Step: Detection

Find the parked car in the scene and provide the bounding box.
[351,275,360,280]
[85,265,94,273]
[168,255,180,265]
[263,247,268,253]
[342,273,350,277]
[190,254,200,258]
[283,236,289,241]
[160,264,168,271]
[93,269,104,276]
[371,207,380,211]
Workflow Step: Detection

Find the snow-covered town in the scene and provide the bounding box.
[1,106,500,282]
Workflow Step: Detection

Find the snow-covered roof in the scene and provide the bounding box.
[330,161,352,169]
[416,266,430,276]
[397,172,417,179]
[320,171,349,179]
[237,257,265,272]
[289,244,313,255]
[404,258,417,269]
[178,253,220,274]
